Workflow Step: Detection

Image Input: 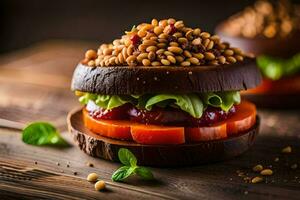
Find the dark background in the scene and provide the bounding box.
[1,0,300,53]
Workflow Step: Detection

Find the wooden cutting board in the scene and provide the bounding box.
[1,40,300,199]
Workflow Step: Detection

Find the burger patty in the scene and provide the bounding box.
[87,102,236,127]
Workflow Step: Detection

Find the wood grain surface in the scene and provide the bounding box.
[0,40,300,200]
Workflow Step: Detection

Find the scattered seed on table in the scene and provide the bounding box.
[260,169,273,176]
[34,161,37,165]
[274,157,279,162]
[251,176,264,184]
[87,173,99,182]
[291,164,298,170]
[252,164,263,172]
[282,146,292,153]
[95,180,106,191]
[73,171,78,175]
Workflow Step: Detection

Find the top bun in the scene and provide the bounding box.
[71,18,261,94]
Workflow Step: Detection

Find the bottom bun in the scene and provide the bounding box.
[67,107,260,167]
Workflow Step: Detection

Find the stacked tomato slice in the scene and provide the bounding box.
[83,101,256,145]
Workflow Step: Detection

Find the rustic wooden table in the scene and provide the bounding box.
[0,41,300,200]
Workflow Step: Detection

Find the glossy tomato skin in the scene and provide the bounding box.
[82,101,257,144]
[131,124,185,145]
[185,123,227,142]
[225,101,256,136]
[83,109,132,140]
[243,75,300,95]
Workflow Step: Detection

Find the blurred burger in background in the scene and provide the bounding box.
[215,0,300,108]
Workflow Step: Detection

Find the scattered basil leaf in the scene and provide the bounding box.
[135,167,154,180]
[22,122,69,147]
[112,148,154,182]
[118,148,137,166]
[111,166,136,182]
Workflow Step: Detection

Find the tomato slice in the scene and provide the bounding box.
[131,124,185,145]
[185,123,227,142]
[225,101,256,136]
[83,109,132,140]
[82,101,257,144]
[243,75,300,95]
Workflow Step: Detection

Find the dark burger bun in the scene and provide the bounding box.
[71,58,261,95]
[215,24,300,58]
[68,108,260,167]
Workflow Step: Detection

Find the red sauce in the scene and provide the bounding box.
[87,101,236,127]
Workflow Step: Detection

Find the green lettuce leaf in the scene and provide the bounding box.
[145,94,204,118]
[257,53,300,80]
[201,91,240,112]
[79,93,131,110]
[77,91,240,119]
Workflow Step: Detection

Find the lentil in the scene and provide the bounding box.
[148,51,156,61]
[85,49,97,60]
[161,59,171,65]
[87,173,99,182]
[151,18,158,26]
[88,60,95,67]
[146,46,157,52]
[251,176,264,184]
[205,52,215,60]
[192,38,201,46]
[181,61,191,67]
[252,164,263,172]
[183,50,192,58]
[175,56,184,63]
[167,55,176,64]
[84,18,245,67]
[151,61,161,66]
[282,146,292,153]
[142,59,151,66]
[260,169,273,176]
[193,28,201,36]
[189,57,200,65]
[94,180,106,191]
[227,56,237,63]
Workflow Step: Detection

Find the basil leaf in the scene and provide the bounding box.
[118,148,137,166]
[22,122,69,147]
[111,166,136,182]
[135,167,154,180]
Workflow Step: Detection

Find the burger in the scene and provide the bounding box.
[68,18,262,167]
[215,0,300,108]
